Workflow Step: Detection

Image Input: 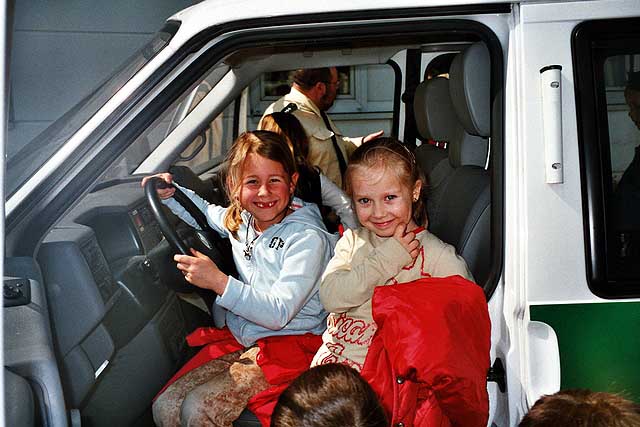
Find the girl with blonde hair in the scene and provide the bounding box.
[144,130,337,426]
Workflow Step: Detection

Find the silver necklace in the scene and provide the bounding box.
[243,216,261,260]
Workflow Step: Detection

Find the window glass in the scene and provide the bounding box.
[249,64,395,133]
[173,101,236,171]
[6,23,178,197]
[605,53,640,281]
[575,18,640,297]
[100,64,231,181]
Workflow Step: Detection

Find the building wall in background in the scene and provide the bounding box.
[8,0,196,155]
[8,2,398,161]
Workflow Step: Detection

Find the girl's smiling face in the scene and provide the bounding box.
[351,164,421,237]
[239,153,297,231]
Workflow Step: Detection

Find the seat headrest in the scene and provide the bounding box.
[449,42,490,137]
[414,77,461,143]
[449,132,489,168]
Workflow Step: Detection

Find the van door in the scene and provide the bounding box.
[516,0,640,410]
[6,4,516,425]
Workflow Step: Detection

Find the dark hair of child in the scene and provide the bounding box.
[344,137,427,227]
[270,363,388,427]
[260,111,311,165]
[425,52,456,80]
[519,389,640,427]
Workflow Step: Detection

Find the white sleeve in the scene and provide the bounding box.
[319,173,359,230]
[162,183,229,237]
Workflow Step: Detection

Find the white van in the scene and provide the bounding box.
[4,0,640,426]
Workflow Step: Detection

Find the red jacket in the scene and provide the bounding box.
[360,275,491,427]
[157,275,490,427]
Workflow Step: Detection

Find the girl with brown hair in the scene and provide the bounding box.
[144,130,337,426]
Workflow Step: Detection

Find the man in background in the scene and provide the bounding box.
[611,70,640,270]
[261,67,383,188]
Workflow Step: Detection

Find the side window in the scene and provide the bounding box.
[100,63,232,181]
[173,101,236,171]
[247,65,395,134]
[575,18,640,297]
[605,54,640,280]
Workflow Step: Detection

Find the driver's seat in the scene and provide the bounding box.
[430,42,491,286]
[169,165,227,205]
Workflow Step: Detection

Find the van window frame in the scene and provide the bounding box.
[7,11,505,302]
[573,17,640,299]
[6,21,180,199]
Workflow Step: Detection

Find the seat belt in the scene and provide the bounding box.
[281,102,347,178]
[319,110,347,177]
[402,48,422,148]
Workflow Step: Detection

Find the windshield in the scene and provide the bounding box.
[5,22,179,198]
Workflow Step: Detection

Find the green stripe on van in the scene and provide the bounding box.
[530,302,640,402]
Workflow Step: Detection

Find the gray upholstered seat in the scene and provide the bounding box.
[413,71,488,240]
[429,42,492,287]
[414,76,455,225]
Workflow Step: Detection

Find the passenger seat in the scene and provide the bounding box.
[437,42,491,286]
[416,43,492,287]
[413,76,454,222]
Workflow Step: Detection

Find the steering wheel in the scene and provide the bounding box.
[143,177,237,276]
[145,177,211,254]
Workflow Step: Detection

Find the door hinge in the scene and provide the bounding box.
[487,358,506,393]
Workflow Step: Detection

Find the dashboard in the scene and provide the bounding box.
[4,173,230,427]
[30,181,195,426]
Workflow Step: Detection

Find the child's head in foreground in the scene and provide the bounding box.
[344,137,426,237]
[519,389,640,427]
[270,363,387,427]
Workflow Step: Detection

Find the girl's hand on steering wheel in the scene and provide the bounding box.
[141,173,176,200]
[174,248,228,295]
